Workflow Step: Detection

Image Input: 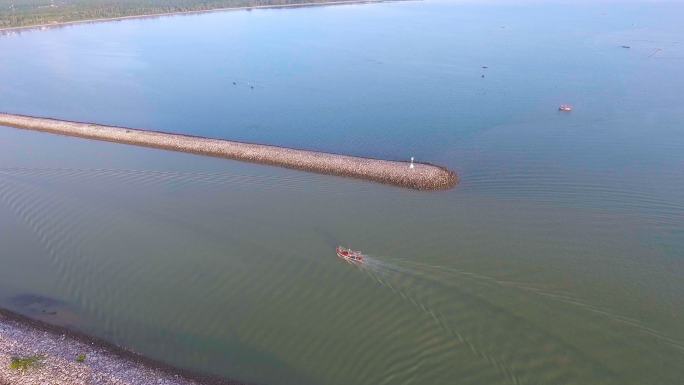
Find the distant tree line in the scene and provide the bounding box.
[0,0,357,28]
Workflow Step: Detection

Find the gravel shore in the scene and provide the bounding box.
[0,310,245,385]
[0,113,458,190]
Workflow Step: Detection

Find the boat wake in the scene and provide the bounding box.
[334,250,684,385]
[340,253,522,385]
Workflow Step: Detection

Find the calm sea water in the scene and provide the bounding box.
[1,1,683,384]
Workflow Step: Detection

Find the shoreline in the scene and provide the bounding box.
[0,308,249,385]
[0,0,402,34]
[0,113,458,191]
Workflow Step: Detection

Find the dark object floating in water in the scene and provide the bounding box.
[559,104,573,112]
[232,81,237,85]
[482,66,488,69]
[336,246,364,264]
[481,74,485,78]
[648,48,663,58]
[621,45,631,49]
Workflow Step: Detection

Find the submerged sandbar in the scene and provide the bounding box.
[0,113,458,190]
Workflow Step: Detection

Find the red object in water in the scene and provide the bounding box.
[559,104,573,112]
[336,246,364,263]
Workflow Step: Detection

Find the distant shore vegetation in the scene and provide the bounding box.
[0,0,362,29]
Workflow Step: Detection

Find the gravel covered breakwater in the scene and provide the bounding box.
[0,310,244,385]
[0,113,458,190]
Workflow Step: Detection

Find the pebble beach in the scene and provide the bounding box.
[0,310,243,385]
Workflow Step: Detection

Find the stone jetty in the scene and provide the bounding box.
[0,113,458,190]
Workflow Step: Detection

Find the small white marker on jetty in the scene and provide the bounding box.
[410,156,415,169]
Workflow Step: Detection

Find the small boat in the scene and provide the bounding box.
[336,246,364,264]
[559,104,573,112]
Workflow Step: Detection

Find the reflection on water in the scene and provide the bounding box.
[1,0,684,384]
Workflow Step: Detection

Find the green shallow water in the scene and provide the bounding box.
[1,1,683,384]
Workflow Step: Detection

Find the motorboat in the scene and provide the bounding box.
[336,246,364,264]
[559,104,573,112]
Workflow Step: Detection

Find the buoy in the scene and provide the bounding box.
[410,157,415,169]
